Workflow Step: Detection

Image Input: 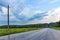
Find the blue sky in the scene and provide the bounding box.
[0,0,60,25]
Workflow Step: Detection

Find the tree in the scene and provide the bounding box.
[58,20,60,27]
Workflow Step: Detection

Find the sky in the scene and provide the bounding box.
[0,0,60,25]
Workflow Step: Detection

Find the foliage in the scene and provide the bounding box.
[0,28,40,36]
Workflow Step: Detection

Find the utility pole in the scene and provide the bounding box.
[8,5,10,40]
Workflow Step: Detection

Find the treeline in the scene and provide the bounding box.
[0,21,60,28]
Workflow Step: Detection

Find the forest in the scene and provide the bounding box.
[0,21,60,28]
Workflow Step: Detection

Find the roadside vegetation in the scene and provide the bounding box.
[0,28,40,36]
[52,27,60,30]
[52,21,60,30]
[0,21,60,36]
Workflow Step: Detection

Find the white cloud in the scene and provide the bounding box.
[27,7,60,24]
[34,10,45,14]
[39,0,60,4]
[40,7,60,23]
[0,6,19,22]
[0,0,60,25]
[50,0,59,3]
[2,7,7,14]
[19,7,31,18]
[20,0,25,3]
[19,6,44,19]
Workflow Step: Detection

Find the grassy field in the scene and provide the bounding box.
[52,27,60,30]
[0,28,40,36]
[0,27,60,36]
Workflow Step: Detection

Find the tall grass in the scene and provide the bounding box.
[0,28,40,36]
[52,27,60,30]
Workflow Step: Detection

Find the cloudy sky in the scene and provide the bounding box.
[0,0,60,25]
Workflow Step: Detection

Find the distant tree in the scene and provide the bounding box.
[58,20,60,27]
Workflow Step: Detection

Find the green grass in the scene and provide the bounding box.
[0,28,40,36]
[52,27,60,30]
[1,27,60,36]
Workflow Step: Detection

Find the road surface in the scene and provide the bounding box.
[0,28,60,40]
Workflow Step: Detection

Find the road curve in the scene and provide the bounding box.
[0,28,60,40]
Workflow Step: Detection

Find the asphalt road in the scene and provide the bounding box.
[0,28,60,40]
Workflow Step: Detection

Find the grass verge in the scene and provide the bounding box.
[0,28,41,36]
[52,27,60,30]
